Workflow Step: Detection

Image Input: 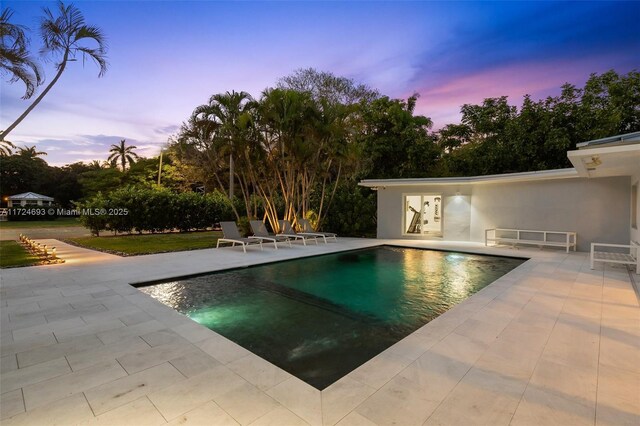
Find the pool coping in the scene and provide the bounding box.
[132,244,529,391]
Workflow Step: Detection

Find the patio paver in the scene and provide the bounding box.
[0,238,638,425]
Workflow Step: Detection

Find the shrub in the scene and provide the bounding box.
[77,187,233,235]
[76,195,109,236]
[323,182,376,237]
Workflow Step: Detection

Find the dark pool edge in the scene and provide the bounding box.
[130,243,530,288]
[129,244,379,287]
[384,242,530,261]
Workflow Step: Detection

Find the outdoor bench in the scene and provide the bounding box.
[590,241,639,274]
[485,228,577,253]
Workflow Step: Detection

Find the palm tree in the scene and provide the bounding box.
[1,1,107,141]
[0,138,15,156]
[87,159,104,169]
[0,8,43,99]
[193,91,254,199]
[17,145,46,158]
[108,139,139,171]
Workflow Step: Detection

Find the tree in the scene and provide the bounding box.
[172,85,359,231]
[1,1,107,141]
[250,88,356,231]
[358,94,439,179]
[0,8,43,99]
[0,139,15,156]
[193,90,254,200]
[108,139,139,171]
[577,70,640,139]
[44,161,95,207]
[78,167,122,195]
[126,156,187,191]
[278,68,379,106]
[0,154,50,196]
[17,145,47,158]
[87,159,106,169]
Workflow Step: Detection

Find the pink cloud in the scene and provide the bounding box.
[410,55,626,129]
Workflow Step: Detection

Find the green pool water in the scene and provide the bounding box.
[138,246,524,389]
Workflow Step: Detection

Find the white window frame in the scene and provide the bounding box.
[402,192,443,237]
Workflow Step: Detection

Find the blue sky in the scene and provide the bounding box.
[1,0,638,166]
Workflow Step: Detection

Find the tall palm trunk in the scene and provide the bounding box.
[229,153,234,199]
[1,53,68,141]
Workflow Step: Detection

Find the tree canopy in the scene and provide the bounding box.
[1,67,637,236]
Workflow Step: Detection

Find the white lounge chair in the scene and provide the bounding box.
[278,220,318,246]
[249,220,292,249]
[216,221,262,253]
[297,218,337,244]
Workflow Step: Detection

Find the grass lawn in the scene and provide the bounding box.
[67,231,223,255]
[0,241,41,268]
[0,218,82,229]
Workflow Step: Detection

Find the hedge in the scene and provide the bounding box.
[76,187,233,236]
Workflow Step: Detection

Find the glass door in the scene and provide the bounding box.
[404,194,442,236]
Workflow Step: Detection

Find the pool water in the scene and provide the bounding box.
[138,246,524,389]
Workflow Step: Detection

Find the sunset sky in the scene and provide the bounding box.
[1,0,638,166]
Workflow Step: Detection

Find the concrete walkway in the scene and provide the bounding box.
[1,239,638,425]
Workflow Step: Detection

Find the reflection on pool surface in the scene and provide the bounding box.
[138,246,525,389]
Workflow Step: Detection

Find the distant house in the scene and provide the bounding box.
[359,132,640,252]
[7,192,55,208]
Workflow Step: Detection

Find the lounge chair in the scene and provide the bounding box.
[278,220,318,246]
[297,218,337,244]
[249,220,292,249]
[216,221,262,253]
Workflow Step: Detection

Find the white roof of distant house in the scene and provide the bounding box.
[8,192,54,201]
[359,168,579,188]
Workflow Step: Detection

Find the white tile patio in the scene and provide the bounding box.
[1,238,638,425]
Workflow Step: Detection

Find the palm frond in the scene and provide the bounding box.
[39,1,108,75]
[0,7,43,98]
[0,138,16,156]
[74,46,108,76]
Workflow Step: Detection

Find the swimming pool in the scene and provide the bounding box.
[138,246,525,389]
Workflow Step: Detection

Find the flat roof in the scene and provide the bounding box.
[358,168,579,188]
[576,131,640,149]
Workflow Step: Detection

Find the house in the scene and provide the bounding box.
[359,132,640,252]
[7,192,55,208]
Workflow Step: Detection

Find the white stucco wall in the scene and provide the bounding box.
[631,169,640,244]
[377,185,471,241]
[376,175,630,252]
